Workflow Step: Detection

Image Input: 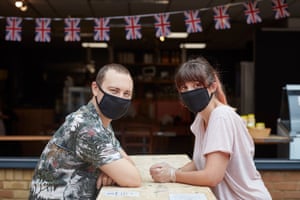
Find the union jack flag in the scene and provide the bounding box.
[5,17,22,42]
[94,18,110,41]
[35,18,51,42]
[64,18,80,42]
[243,1,262,24]
[184,10,202,33]
[272,0,290,19]
[154,13,171,37]
[213,6,231,30]
[124,16,142,40]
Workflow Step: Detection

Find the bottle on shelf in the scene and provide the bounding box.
[247,113,256,128]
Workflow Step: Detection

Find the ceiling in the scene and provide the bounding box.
[0,0,300,50]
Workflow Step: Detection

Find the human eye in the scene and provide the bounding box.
[194,82,202,88]
[109,88,119,95]
[123,91,132,98]
[179,85,188,92]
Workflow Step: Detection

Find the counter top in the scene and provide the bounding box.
[253,134,291,144]
[0,157,39,168]
[255,158,300,170]
[0,134,290,143]
[0,135,51,141]
[1,157,300,170]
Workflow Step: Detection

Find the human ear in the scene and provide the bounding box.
[91,81,99,96]
[209,81,218,93]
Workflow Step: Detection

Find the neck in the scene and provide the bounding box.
[101,118,111,128]
[201,98,223,128]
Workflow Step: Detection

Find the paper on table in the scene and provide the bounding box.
[102,191,139,197]
[169,193,207,200]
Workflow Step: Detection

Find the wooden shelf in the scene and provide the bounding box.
[253,134,291,144]
[0,135,51,141]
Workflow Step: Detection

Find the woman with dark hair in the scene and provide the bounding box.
[150,57,271,200]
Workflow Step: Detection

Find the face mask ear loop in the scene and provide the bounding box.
[210,92,215,100]
[94,95,100,105]
[94,82,103,104]
[207,92,215,106]
[96,82,105,94]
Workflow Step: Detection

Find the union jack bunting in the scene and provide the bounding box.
[184,10,202,33]
[272,0,290,19]
[213,6,231,30]
[94,18,110,41]
[5,17,22,42]
[154,13,171,37]
[0,0,297,44]
[35,18,51,42]
[64,18,80,42]
[124,16,142,40]
[243,1,262,24]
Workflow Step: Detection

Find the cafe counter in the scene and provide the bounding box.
[1,156,300,200]
[0,134,300,199]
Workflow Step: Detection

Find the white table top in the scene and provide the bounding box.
[97,154,217,200]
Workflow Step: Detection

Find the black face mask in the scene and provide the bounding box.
[180,88,213,114]
[96,86,131,120]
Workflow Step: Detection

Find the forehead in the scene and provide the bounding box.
[183,81,203,86]
[102,69,133,90]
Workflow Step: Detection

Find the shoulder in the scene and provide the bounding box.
[209,105,242,128]
[68,103,98,125]
[211,105,237,117]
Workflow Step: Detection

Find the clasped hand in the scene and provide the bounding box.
[149,162,176,183]
[97,172,115,189]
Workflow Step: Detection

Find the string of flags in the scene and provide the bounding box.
[3,0,290,43]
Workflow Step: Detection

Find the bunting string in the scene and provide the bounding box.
[1,0,291,43]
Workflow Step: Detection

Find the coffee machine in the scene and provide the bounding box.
[277,84,300,160]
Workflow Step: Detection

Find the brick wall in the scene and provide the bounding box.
[0,169,33,200]
[261,171,300,200]
[0,169,300,199]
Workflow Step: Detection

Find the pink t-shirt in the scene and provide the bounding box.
[191,105,271,200]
